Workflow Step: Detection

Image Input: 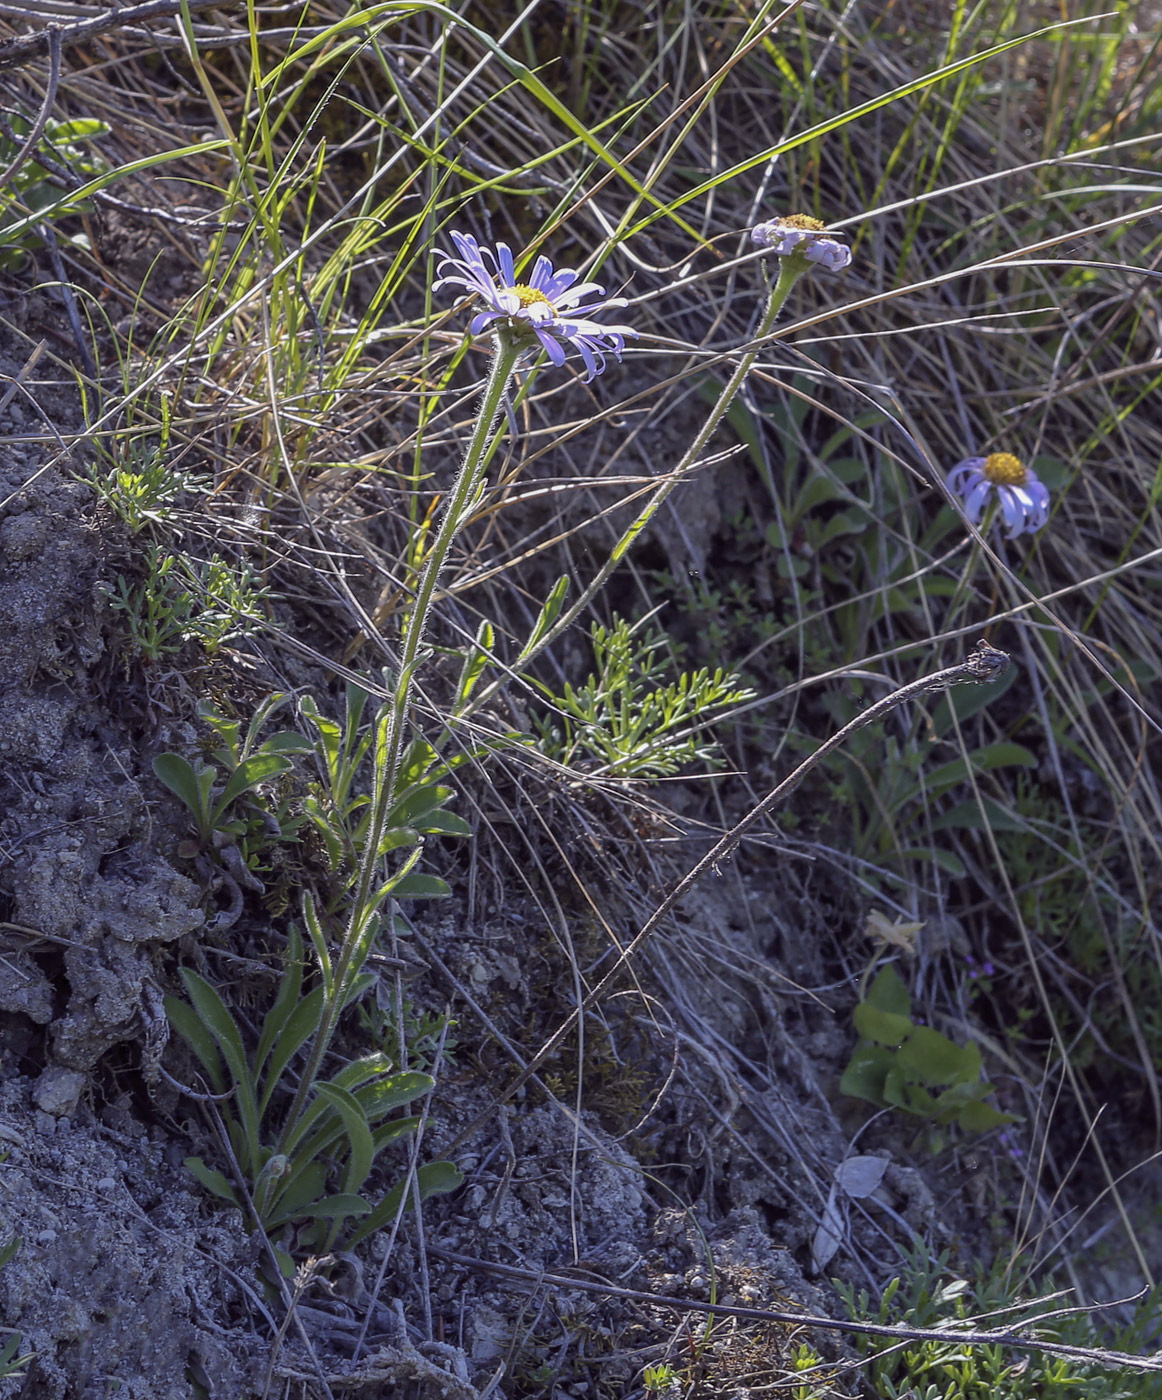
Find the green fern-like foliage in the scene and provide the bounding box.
[534,614,755,780]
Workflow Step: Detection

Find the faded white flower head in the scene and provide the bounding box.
[751,214,851,272]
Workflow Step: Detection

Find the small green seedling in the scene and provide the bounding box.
[841,965,1017,1132]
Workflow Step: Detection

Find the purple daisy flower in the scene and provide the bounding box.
[750,214,851,272]
[434,231,636,382]
[947,452,1050,538]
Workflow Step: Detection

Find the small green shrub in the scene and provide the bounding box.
[837,1245,1161,1400]
[108,547,272,661]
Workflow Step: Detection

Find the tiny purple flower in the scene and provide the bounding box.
[947,452,1050,539]
[750,214,851,272]
[434,231,636,382]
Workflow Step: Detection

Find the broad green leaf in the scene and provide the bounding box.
[262,1161,328,1228]
[388,783,454,827]
[928,797,1027,834]
[866,965,912,1017]
[185,1156,240,1206]
[346,1160,463,1247]
[883,1070,936,1116]
[302,891,333,996]
[923,743,1037,798]
[153,754,214,827]
[896,1028,982,1085]
[165,995,226,1092]
[262,731,315,754]
[957,1099,1020,1132]
[289,1193,373,1222]
[258,987,326,1118]
[853,1002,913,1048]
[371,1116,421,1151]
[414,811,473,838]
[930,663,1018,735]
[352,1070,433,1121]
[396,738,439,789]
[839,1044,895,1105]
[50,118,110,140]
[218,751,294,809]
[331,1052,399,1092]
[455,619,494,713]
[178,970,260,1162]
[390,873,451,899]
[314,1083,374,1195]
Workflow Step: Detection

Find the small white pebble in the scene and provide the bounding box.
[96,1177,117,1192]
[36,1229,56,1245]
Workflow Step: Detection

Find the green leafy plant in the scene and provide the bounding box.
[166,926,461,1272]
[840,965,1017,1133]
[836,1244,1156,1400]
[643,1363,679,1394]
[87,398,210,534]
[0,115,111,270]
[298,683,472,897]
[153,694,310,869]
[108,546,272,661]
[533,614,755,779]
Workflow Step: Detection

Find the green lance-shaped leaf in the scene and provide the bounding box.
[313,1082,375,1196]
[153,753,216,838]
[216,751,294,813]
[178,970,261,1173]
[184,1156,241,1208]
[165,994,226,1093]
[517,575,570,665]
[258,987,326,1119]
[254,926,306,1082]
[455,619,494,714]
[346,1160,464,1248]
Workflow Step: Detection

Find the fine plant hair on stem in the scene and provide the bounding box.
[277,330,524,1148]
[443,640,1012,1155]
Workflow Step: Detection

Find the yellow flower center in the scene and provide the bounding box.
[983,452,1028,487]
[781,214,826,231]
[513,284,551,308]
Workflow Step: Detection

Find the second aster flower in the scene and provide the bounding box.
[750,214,851,272]
[434,231,636,381]
[947,451,1050,538]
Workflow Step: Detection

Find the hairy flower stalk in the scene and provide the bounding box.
[465,215,850,709]
[280,236,633,1141]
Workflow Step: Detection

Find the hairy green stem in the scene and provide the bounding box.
[280,330,523,1144]
[467,251,806,714]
